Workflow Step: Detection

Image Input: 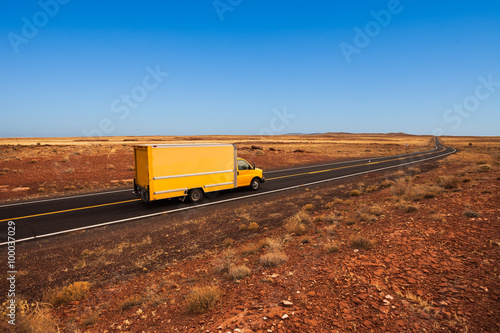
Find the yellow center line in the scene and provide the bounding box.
[266,148,444,181]
[2,147,447,222]
[0,198,141,223]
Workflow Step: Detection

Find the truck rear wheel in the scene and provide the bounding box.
[188,188,203,203]
[249,178,260,191]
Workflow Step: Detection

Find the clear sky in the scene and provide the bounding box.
[1,1,499,138]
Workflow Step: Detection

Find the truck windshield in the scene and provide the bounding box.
[238,160,252,170]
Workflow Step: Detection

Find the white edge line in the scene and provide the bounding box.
[0,145,442,207]
[0,148,455,246]
[265,147,440,174]
[0,189,132,208]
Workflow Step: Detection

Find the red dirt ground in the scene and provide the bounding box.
[1,139,499,332]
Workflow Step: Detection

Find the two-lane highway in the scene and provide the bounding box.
[0,138,455,245]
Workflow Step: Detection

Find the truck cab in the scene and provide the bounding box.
[237,158,265,190]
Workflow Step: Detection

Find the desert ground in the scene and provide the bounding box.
[0,134,499,332]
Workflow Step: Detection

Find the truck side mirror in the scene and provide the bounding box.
[253,163,256,169]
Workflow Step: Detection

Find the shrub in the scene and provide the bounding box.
[49,281,91,306]
[285,212,311,236]
[325,242,340,253]
[325,225,336,236]
[437,176,460,189]
[478,164,491,172]
[118,295,143,311]
[214,249,236,273]
[379,179,394,188]
[350,236,374,250]
[463,210,480,218]
[406,185,441,201]
[357,213,377,223]
[228,265,251,280]
[261,238,283,252]
[247,222,259,231]
[325,198,344,209]
[391,178,410,196]
[396,201,419,213]
[302,203,314,211]
[350,189,361,197]
[222,238,234,247]
[16,304,59,333]
[260,251,288,267]
[185,286,221,313]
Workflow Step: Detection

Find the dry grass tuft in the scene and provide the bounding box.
[259,251,288,267]
[118,295,143,312]
[247,222,259,231]
[325,242,341,253]
[15,303,60,333]
[350,189,361,197]
[350,236,374,249]
[302,203,314,211]
[285,212,311,236]
[185,286,221,313]
[477,164,492,172]
[48,281,91,307]
[228,265,251,280]
[214,249,237,273]
[222,238,235,248]
[437,176,460,189]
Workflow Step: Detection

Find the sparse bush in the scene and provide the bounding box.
[247,222,259,231]
[357,213,377,223]
[396,201,419,213]
[406,184,442,201]
[325,225,336,236]
[285,212,311,236]
[48,281,91,306]
[350,189,361,197]
[391,178,410,196]
[107,164,115,170]
[302,203,314,211]
[368,204,383,216]
[285,217,308,236]
[438,176,460,189]
[325,242,340,253]
[83,311,99,326]
[228,265,251,280]
[463,210,480,218]
[15,304,59,333]
[185,286,221,313]
[260,251,288,267]
[478,164,491,172]
[261,238,283,252]
[222,238,234,247]
[118,295,143,312]
[214,249,236,273]
[238,224,247,231]
[379,179,394,188]
[350,236,374,250]
[431,214,445,222]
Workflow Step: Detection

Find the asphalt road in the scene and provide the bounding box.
[0,138,455,245]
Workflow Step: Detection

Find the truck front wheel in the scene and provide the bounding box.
[249,178,260,191]
[188,188,203,203]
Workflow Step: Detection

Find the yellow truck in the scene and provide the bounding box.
[133,143,265,202]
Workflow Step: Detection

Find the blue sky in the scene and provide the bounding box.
[1,1,499,138]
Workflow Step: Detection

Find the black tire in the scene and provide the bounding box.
[249,178,260,191]
[188,188,203,203]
